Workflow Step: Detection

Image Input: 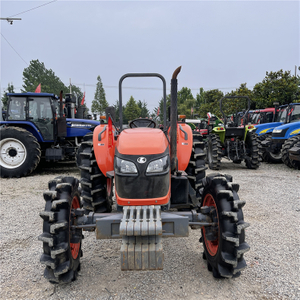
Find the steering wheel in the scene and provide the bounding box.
[129,118,156,128]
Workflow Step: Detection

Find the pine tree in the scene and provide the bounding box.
[1,83,15,109]
[124,96,141,123]
[91,75,109,117]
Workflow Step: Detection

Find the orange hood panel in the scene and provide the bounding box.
[116,128,169,155]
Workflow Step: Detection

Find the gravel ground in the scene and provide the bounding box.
[0,160,299,300]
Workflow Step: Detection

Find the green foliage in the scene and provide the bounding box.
[22,59,68,94]
[1,83,15,109]
[91,75,109,116]
[252,70,300,108]
[124,96,141,124]
[196,89,224,118]
[22,59,83,101]
[137,100,150,118]
[221,83,253,116]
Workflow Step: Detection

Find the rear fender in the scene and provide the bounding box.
[212,127,225,143]
[0,121,45,142]
[244,125,255,140]
[93,122,117,176]
[175,123,193,171]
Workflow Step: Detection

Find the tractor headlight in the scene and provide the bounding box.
[273,129,282,133]
[146,155,169,174]
[115,157,138,174]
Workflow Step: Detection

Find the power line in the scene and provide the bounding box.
[73,83,254,91]
[0,33,28,65]
[8,0,57,18]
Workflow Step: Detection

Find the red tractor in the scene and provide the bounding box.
[39,67,249,283]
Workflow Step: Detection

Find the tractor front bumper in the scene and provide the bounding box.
[72,206,213,270]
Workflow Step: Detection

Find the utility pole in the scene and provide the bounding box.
[69,78,72,94]
[0,18,21,25]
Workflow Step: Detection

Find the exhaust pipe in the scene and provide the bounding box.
[170,66,181,173]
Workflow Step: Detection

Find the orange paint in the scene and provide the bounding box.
[116,128,168,155]
[93,124,116,175]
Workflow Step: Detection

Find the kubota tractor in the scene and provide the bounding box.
[38,67,250,283]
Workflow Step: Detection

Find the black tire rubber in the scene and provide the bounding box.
[78,132,112,213]
[256,132,271,162]
[207,134,222,170]
[75,143,84,168]
[282,135,300,168]
[185,132,207,204]
[289,135,300,169]
[0,127,41,178]
[199,173,250,278]
[244,131,260,169]
[262,136,282,163]
[38,176,82,284]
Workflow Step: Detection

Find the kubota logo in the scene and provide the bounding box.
[137,157,147,164]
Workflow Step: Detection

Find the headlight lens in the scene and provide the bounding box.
[146,156,169,174]
[115,157,137,174]
[273,129,282,133]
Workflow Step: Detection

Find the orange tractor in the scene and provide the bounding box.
[39,67,249,283]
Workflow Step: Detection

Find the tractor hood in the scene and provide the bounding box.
[254,122,283,135]
[66,118,100,137]
[116,128,169,155]
[272,121,300,139]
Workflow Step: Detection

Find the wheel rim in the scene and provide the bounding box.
[203,193,219,256]
[0,138,27,169]
[70,196,80,260]
[269,151,282,160]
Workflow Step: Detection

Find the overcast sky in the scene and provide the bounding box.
[1,0,299,113]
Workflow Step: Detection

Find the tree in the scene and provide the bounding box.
[91,75,109,117]
[1,83,15,109]
[252,70,300,108]
[197,89,224,118]
[22,59,68,94]
[22,59,83,101]
[137,100,150,118]
[123,96,141,124]
[222,83,254,115]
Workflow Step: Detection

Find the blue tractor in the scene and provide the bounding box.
[0,92,100,178]
[260,103,300,165]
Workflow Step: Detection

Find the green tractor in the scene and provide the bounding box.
[207,96,259,170]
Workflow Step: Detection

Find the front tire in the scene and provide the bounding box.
[38,176,82,283]
[200,174,250,278]
[262,136,282,163]
[281,135,299,168]
[0,127,41,178]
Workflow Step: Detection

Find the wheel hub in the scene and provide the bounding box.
[0,138,27,169]
[8,148,17,157]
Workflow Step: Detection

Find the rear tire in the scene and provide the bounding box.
[199,174,250,278]
[78,132,112,213]
[185,132,207,204]
[244,131,260,169]
[207,134,222,170]
[0,127,41,178]
[38,176,82,284]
